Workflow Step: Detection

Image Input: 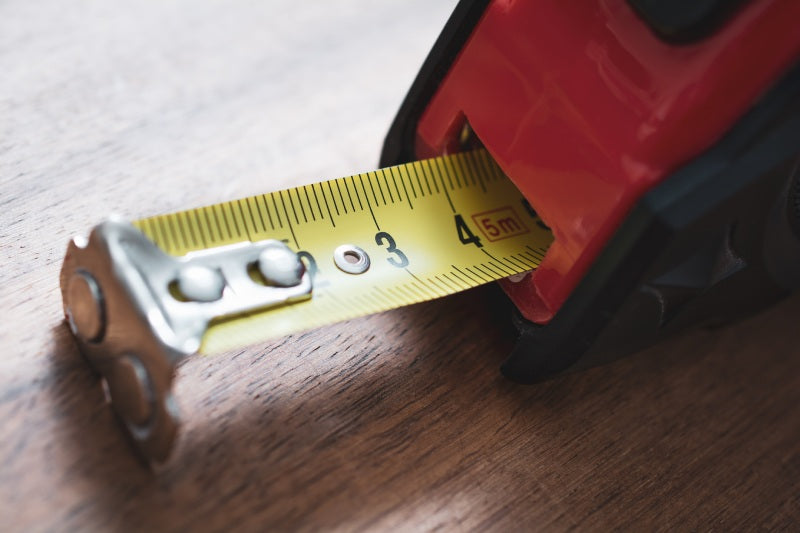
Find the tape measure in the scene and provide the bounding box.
[132,149,553,353]
[59,148,553,461]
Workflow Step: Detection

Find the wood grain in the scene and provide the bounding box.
[2,1,799,531]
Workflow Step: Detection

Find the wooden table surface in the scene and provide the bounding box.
[2,1,799,531]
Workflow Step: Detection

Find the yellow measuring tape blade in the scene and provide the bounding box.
[134,149,553,354]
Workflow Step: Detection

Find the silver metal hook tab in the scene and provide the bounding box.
[60,218,313,462]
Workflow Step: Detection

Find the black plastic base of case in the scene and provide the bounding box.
[503,64,800,383]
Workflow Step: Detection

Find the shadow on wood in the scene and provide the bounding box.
[42,290,800,530]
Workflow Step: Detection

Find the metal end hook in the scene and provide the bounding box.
[60,219,312,462]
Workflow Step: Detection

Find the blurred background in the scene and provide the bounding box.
[1,1,457,230]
